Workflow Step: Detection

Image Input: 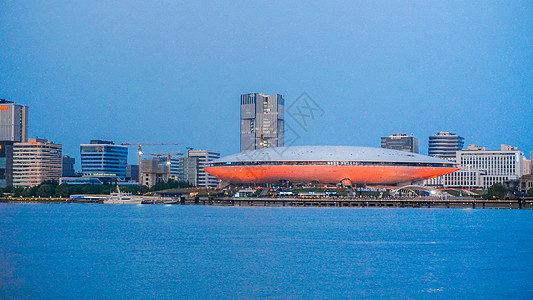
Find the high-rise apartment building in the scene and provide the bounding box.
[80,140,128,180]
[428,131,464,160]
[13,138,62,187]
[175,150,220,188]
[0,99,28,143]
[240,93,284,152]
[425,144,524,188]
[0,99,29,187]
[381,133,419,153]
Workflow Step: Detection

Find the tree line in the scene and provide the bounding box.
[483,183,533,199]
[0,179,193,198]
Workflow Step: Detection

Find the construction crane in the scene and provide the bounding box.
[259,126,265,149]
[121,143,181,185]
[142,152,184,181]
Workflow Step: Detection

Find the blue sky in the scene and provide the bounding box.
[1,1,532,166]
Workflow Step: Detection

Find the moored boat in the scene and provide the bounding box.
[103,187,143,204]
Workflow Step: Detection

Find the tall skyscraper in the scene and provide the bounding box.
[80,140,128,180]
[381,133,419,153]
[13,138,62,187]
[0,99,29,187]
[240,93,284,152]
[428,131,464,160]
[0,99,28,143]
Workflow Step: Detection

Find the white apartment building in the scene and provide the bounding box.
[425,144,524,188]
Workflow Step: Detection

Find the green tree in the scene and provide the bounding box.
[149,179,193,192]
[486,183,508,200]
[21,188,33,197]
[527,188,533,197]
[55,184,69,197]
[68,184,82,195]
[37,184,53,197]
[81,184,100,194]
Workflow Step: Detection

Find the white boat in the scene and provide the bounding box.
[103,186,144,204]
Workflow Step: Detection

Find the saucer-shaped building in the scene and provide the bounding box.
[204,146,459,186]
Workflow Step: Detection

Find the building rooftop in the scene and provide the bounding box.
[214,145,455,164]
[90,140,114,145]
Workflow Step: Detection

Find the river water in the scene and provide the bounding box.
[0,204,531,299]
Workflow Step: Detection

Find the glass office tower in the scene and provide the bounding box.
[80,140,128,180]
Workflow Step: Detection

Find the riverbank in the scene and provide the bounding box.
[2,196,532,209]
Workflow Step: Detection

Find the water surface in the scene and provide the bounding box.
[0,204,531,299]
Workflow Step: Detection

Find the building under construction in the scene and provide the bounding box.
[140,157,170,188]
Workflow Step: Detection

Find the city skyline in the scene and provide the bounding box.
[1,1,531,164]
[1,95,531,167]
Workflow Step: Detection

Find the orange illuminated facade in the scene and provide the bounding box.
[205,164,459,185]
[204,146,460,186]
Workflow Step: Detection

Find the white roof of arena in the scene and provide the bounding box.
[214,145,455,164]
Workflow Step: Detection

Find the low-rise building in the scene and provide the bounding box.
[0,141,14,187]
[126,164,139,182]
[425,144,525,189]
[381,133,419,153]
[13,138,62,187]
[519,175,533,194]
[62,155,78,177]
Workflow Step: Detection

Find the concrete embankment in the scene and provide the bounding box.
[2,197,532,209]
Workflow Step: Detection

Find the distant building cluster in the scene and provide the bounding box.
[0,98,220,189]
[425,144,525,190]
[380,131,530,194]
